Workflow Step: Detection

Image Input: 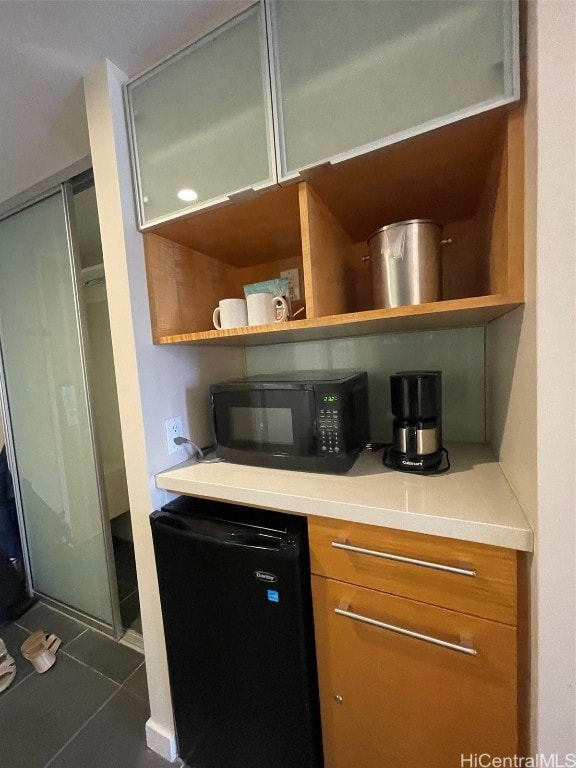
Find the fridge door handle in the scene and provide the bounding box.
[225,531,283,549]
[152,513,284,549]
[153,514,188,532]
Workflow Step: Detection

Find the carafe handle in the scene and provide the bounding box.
[405,424,418,458]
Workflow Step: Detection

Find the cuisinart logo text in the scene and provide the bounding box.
[402,459,424,467]
[254,571,278,583]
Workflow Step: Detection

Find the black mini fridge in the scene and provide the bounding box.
[150,496,323,768]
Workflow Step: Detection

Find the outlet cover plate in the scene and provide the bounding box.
[280,268,301,301]
[165,416,183,454]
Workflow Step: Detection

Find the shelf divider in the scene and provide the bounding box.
[299,182,353,319]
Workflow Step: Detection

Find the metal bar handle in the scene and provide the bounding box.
[335,603,477,657]
[331,540,476,578]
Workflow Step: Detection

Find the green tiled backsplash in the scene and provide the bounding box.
[245,327,485,443]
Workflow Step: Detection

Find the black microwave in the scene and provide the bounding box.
[210,370,369,473]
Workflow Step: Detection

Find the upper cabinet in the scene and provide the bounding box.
[125,4,275,228]
[268,0,520,179]
[125,0,520,229]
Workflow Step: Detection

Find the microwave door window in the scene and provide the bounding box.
[230,406,294,447]
[214,389,316,456]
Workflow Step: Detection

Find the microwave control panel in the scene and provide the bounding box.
[317,394,343,455]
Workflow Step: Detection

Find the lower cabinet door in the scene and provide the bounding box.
[312,576,518,768]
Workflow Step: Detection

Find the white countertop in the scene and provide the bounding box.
[155,443,533,552]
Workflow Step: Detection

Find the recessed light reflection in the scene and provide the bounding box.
[177,188,199,202]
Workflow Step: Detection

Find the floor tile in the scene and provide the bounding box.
[65,627,143,684]
[122,662,149,703]
[120,590,142,633]
[0,622,34,694]
[117,575,138,602]
[16,602,86,646]
[112,536,131,556]
[115,543,139,602]
[114,544,137,583]
[48,687,171,768]
[0,652,117,768]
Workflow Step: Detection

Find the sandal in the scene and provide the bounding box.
[0,639,16,693]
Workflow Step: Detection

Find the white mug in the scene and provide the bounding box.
[212,299,248,330]
[246,293,289,326]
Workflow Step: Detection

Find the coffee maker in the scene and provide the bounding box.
[384,370,448,474]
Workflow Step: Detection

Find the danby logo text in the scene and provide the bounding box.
[254,571,278,583]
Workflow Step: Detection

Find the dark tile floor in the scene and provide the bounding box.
[0,602,175,768]
[113,537,142,634]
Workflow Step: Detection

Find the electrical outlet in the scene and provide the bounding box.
[165,416,183,455]
[280,268,301,301]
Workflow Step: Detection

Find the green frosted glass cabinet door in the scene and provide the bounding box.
[268,0,520,177]
[125,3,275,227]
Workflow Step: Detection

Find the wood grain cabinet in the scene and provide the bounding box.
[124,2,524,346]
[142,107,524,345]
[308,517,526,768]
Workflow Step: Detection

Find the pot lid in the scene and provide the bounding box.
[367,219,442,243]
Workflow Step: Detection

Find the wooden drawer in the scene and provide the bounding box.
[308,516,518,625]
[312,576,518,768]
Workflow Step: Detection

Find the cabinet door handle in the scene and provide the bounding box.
[335,603,477,656]
[331,539,476,577]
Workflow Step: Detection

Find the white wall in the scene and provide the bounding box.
[488,0,575,754]
[531,0,576,753]
[84,60,244,760]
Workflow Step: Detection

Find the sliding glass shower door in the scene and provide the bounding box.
[0,188,120,630]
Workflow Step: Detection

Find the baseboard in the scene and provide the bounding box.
[146,718,178,762]
[119,628,144,654]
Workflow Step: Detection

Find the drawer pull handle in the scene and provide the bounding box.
[334,603,477,656]
[331,540,476,577]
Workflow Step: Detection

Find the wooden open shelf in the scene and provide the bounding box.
[157,295,521,346]
[144,107,524,346]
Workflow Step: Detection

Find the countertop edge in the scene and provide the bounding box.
[155,448,534,552]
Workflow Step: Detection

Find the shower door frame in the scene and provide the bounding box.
[0,180,123,640]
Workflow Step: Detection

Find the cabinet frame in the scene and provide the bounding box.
[312,576,521,768]
[266,0,521,182]
[125,0,521,230]
[308,516,528,767]
[143,107,524,346]
[308,515,519,625]
[124,1,276,230]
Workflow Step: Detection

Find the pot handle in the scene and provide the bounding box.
[364,237,452,257]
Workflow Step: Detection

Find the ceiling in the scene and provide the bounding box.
[0,0,249,205]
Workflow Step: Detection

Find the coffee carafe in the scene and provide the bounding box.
[385,370,448,474]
